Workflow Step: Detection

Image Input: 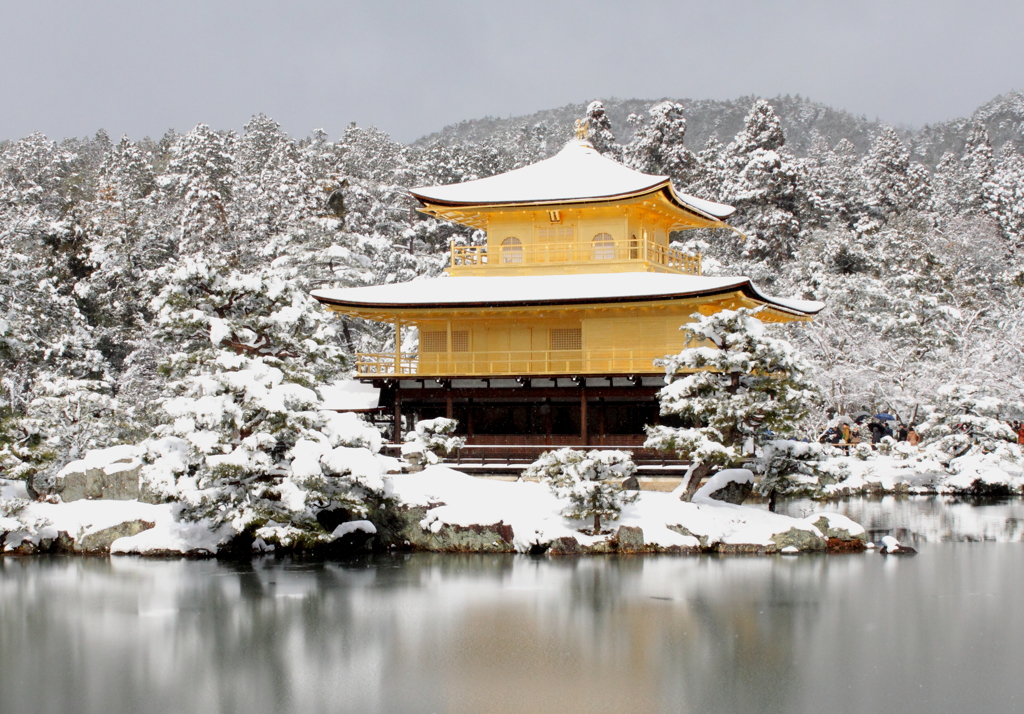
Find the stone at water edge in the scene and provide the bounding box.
[879,535,917,555]
[548,536,581,555]
[811,515,868,551]
[76,520,156,553]
[769,526,827,552]
[615,525,644,553]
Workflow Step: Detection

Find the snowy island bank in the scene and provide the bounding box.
[1,454,866,557]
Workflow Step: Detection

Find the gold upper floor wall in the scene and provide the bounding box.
[436,198,705,277]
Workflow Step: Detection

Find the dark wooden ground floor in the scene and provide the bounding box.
[368,376,683,451]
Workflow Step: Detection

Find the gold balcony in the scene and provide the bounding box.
[448,238,701,277]
[355,348,673,378]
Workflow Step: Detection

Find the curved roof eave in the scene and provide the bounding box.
[413,183,734,226]
[311,274,824,318]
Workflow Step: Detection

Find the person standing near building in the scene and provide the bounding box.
[907,425,921,447]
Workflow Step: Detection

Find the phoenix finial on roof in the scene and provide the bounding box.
[573,119,589,141]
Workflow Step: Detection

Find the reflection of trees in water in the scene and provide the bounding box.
[652,557,832,714]
[1,553,858,714]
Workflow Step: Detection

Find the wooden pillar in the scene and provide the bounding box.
[394,321,402,374]
[446,319,452,375]
[445,390,453,420]
[394,390,402,443]
[599,398,606,446]
[544,400,552,446]
[467,398,474,440]
[580,387,588,446]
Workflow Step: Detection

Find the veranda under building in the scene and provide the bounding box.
[312,134,822,452]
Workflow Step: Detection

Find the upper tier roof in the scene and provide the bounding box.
[312,272,823,319]
[409,140,736,221]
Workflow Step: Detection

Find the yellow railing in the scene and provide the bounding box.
[355,348,670,377]
[450,238,701,275]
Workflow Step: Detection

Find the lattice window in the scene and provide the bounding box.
[421,331,447,353]
[550,328,582,351]
[451,331,469,352]
[592,232,615,260]
[501,236,523,264]
[537,226,574,241]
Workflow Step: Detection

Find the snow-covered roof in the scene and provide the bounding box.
[312,273,824,317]
[318,380,382,411]
[410,140,735,221]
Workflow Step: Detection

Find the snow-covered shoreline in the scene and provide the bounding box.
[1,465,866,557]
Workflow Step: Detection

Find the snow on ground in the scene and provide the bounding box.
[0,478,230,554]
[391,466,847,552]
[3,464,863,555]
[110,518,232,555]
[1,480,29,500]
[816,449,1024,495]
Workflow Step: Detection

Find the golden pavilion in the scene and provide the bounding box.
[312,133,822,448]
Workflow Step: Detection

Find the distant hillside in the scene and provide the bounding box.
[911,90,1024,165]
[415,91,1024,168]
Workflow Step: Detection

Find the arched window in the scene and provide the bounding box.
[629,234,639,260]
[592,232,615,260]
[501,236,523,264]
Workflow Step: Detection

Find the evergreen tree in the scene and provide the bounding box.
[861,126,932,218]
[713,100,807,267]
[623,101,695,185]
[524,448,638,533]
[645,308,819,502]
[584,100,620,159]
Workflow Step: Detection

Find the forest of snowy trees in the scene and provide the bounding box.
[2,91,1024,493]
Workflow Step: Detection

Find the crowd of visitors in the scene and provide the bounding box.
[822,414,1024,447]
[819,414,919,447]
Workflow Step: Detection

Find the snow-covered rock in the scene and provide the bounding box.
[389,466,850,554]
[52,444,146,502]
[694,468,755,504]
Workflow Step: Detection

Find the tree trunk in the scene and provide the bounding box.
[767,488,777,513]
[593,513,601,533]
[680,460,714,502]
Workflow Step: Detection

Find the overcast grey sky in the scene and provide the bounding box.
[2,0,1022,144]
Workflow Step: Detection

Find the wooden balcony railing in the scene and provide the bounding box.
[355,348,670,377]
[449,238,701,275]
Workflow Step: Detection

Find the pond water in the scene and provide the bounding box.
[3,500,1024,714]
[778,495,1024,543]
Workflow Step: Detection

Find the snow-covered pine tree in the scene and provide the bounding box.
[524,448,638,533]
[984,144,1024,250]
[0,132,127,487]
[861,125,932,219]
[164,124,237,256]
[146,255,389,547]
[623,101,696,186]
[803,136,866,228]
[584,100,620,159]
[712,100,807,270]
[918,383,1022,467]
[645,308,819,502]
[400,417,465,469]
